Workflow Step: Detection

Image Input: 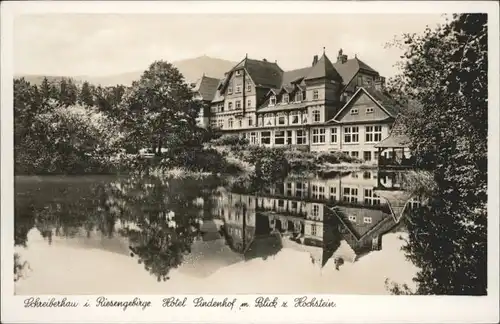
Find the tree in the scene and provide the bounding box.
[121,61,202,156]
[79,81,94,107]
[58,78,78,107]
[386,14,487,295]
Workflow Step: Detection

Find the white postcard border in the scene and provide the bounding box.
[1,1,499,323]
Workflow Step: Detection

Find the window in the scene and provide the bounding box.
[312,204,320,217]
[348,215,356,222]
[364,189,381,205]
[228,102,233,110]
[219,103,224,112]
[363,151,372,161]
[291,111,300,124]
[357,75,363,86]
[270,95,276,106]
[351,151,359,158]
[313,110,321,122]
[295,91,303,102]
[247,84,252,92]
[282,94,289,103]
[250,132,257,144]
[236,85,241,93]
[331,128,338,143]
[228,118,234,128]
[363,171,371,179]
[365,125,383,142]
[363,217,372,224]
[218,119,224,128]
[350,108,359,115]
[286,183,293,196]
[296,130,307,145]
[247,99,252,108]
[235,100,241,110]
[302,91,306,100]
[210,119,217,128]
[313,90,319,100]
[311,224,318,236]
[374,151,379,161]
[344,126,359,143]
[286,131,293,144]
[235,70,241,76]
[248,116,253,126]
[330,187,337,201]
[312,128,326,144]
[312,185,325,200]
[366,107,374,114]
[261,131,271,144]
[238,119,242,128]
[228,87,233,94]
[265,113,274,126]
[275,131,285,145]
[278,200,284,208]
[277,115,286,125]
[343,187,358,203]
[296,182,306,197]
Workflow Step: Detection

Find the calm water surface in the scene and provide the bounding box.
[14,170,420,295]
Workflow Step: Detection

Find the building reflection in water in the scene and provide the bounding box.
[211,170,421,269]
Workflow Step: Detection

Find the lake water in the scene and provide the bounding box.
[14,170,420,295]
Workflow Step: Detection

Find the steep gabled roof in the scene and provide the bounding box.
[363,87,401,117]
[211,86,225,103]
[332,57,379,88]
[282,67,311,86]
[192,75,220,101]
[230,57,283,89]
[354,57,378,74]
[330,87,401,122]
[304,54,343,82]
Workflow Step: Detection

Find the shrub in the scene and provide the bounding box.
[254,148,289,184]
[210,134,249,147]
[315,151,358,164]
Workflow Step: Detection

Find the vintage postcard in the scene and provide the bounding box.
[1,1,499,323]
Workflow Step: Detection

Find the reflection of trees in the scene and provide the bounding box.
[14,253,30,282]
[14,175,221,282]
[109,175,221,281]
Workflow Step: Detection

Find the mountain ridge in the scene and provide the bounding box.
[15,55,238,87]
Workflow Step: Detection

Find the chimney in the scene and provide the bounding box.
[312,55,319,66]
[263,58,267,62]
[337,48,348,64]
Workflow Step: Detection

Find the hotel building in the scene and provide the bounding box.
[192,49,408,163]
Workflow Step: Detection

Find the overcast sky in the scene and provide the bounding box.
[14,13,446,78]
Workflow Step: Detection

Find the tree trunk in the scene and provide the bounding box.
[156,139,162,156]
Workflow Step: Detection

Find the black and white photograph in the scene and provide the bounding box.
[1,1,499,323]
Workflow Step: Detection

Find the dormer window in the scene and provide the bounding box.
[247,84,252,92]
[235,70,242,76]
[270,95,276,106]
[295,91,303,102]
[357,75,363,86]
[366,107,374,114]
[350,108,359,115]
[282,94,289,104]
